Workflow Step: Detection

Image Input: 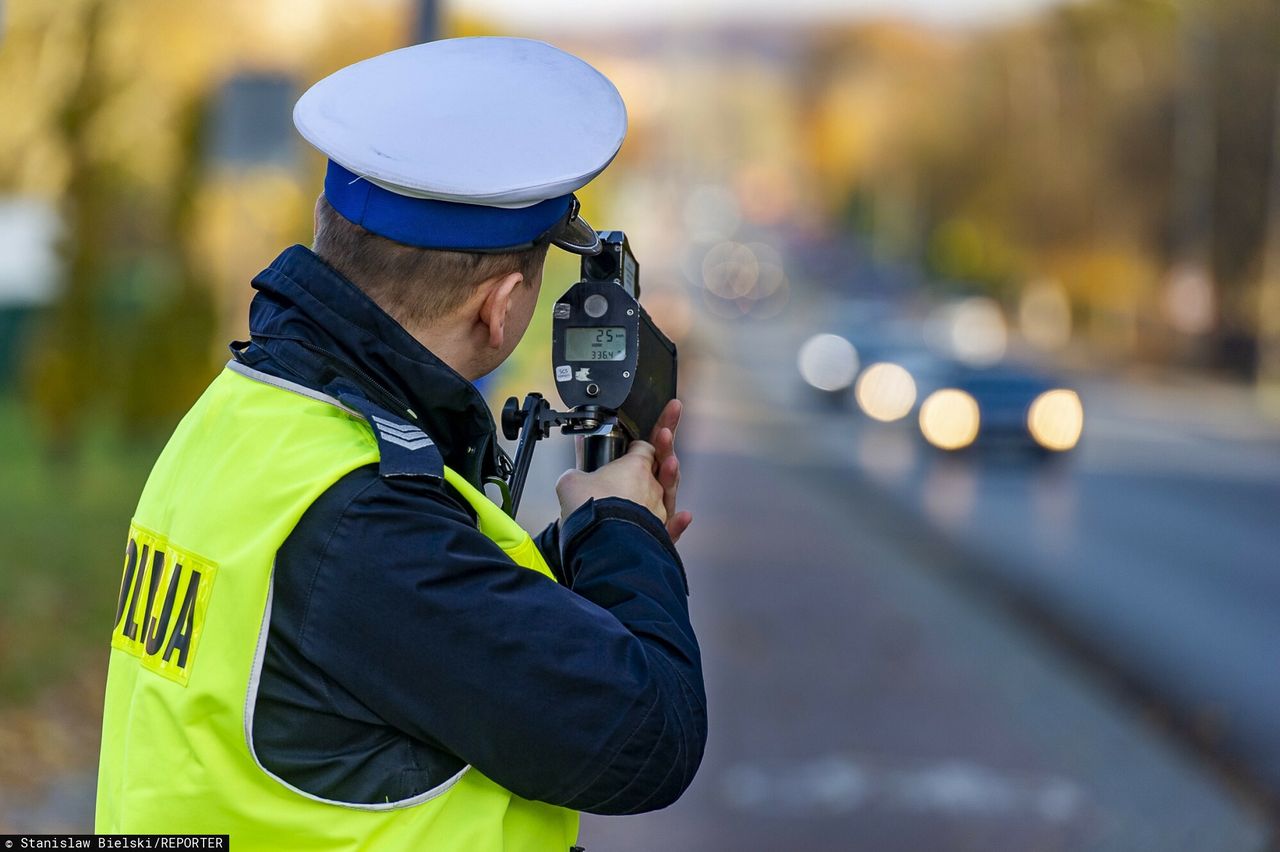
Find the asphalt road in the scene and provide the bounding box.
[850,388,1280,791]
[723,290,1280,806]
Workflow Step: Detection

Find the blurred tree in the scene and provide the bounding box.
[116,93,218,435]
[1257,70,1280,407]
[1201,0,1280,372]
[20,0,224,449]
[802,0,1277,374]
[24,0,117,458]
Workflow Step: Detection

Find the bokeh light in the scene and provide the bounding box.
[950,297,1008,366]
[927,297,1008,366]
[797,333,859,392]
[1164,263,1216,336]
[1027,389,1084,451]
[698,238,791,320]
[919,388,981,450]
[854,362,917,422]
[745,241,786,299]
[1019,279,1072,351]
[702,241,759,300]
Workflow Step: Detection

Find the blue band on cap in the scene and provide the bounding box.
[323,160,572,251]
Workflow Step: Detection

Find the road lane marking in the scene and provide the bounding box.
[720,755,1085,822]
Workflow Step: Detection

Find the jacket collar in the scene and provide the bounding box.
[243,245,501,485]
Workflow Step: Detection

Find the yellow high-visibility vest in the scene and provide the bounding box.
[95,362,579,851]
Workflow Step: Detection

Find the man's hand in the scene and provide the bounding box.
[649,399,693,542]
[556,399,693,543]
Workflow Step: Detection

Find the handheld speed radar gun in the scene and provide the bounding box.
[497,232,678,517]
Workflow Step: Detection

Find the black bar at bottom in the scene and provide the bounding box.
[0,837,229,850]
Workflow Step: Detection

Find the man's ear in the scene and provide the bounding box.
[478,271,524,350]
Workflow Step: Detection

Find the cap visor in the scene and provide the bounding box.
[550,213,601,255]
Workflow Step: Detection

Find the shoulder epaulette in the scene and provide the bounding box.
[335,392,444,481]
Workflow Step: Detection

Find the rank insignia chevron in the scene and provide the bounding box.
[372,415,434,451]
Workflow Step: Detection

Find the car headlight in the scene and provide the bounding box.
[797,333,859,392]
[1027,388,1083,451]
[855,362,917,422]
[919,388,981,450]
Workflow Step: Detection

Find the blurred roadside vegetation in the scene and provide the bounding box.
[0,0,607,711]
[806,0,1279,374]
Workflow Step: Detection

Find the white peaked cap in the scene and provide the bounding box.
[293,38,627,254]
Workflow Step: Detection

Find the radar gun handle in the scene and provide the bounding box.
[581,431,626,473]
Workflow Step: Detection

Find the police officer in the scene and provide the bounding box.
[96,38,705,850]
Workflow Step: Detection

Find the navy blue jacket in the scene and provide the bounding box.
[238,246,705,815]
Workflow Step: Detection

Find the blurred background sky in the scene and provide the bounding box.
[1,0,1278,847]
[463,0,1063,27]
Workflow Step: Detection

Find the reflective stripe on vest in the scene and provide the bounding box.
[95,364,578,851]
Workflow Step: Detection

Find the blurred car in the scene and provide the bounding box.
[916,363,1084,456]
[795,301,950,423]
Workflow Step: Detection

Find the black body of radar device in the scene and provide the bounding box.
[498,231,678,518]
